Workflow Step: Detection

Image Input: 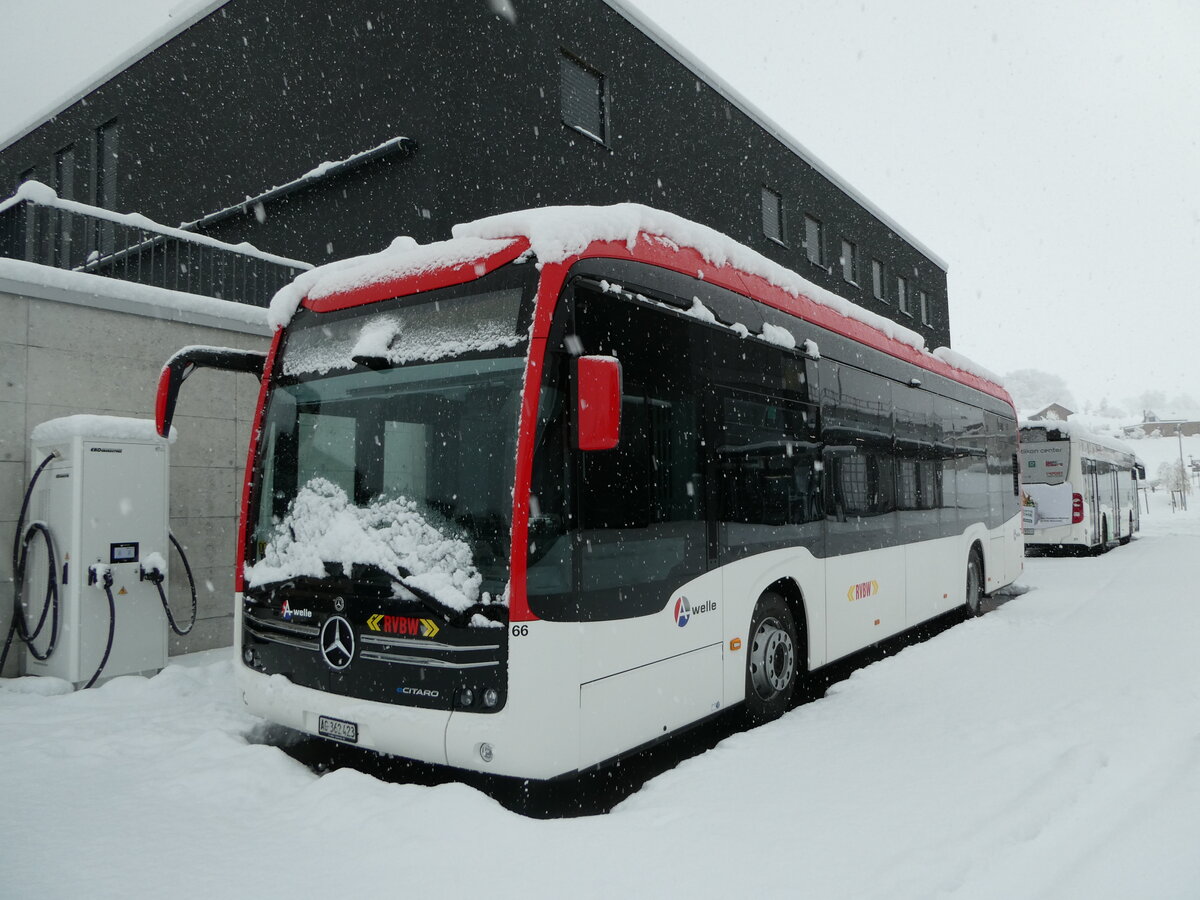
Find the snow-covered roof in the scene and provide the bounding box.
[1,1,942,272]
[603,0,946,271]
[0,1,229,152]
[268,202,999,389]
[1019,419,1138,457]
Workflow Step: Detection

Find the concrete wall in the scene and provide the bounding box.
[0,267,270,675]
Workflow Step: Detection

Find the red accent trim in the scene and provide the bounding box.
[576,356,623,451]
[556,237,1015,408]
[154,365,171,438]
[506,263,571,622]
[235,329,284,593]
[301,238,531,314]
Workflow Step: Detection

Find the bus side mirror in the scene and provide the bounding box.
[156,346,268,437]
[575,355,622,451]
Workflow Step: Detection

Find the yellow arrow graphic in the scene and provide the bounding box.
[420,618,440,639]
[367,614,384,632]
[846,580,882,602]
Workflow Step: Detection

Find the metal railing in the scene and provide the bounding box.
[0,182,311,307]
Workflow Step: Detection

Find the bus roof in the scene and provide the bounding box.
[269,203,1011,404]
[1019,419,1140,459]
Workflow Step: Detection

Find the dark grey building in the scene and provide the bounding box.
[0,0,951,347]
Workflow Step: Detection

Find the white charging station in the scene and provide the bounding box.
[21,416,172,685]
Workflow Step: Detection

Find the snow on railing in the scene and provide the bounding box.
[0,181,311,307]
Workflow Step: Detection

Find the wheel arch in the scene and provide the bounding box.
[761,577,809,673]
[969,539,986,591]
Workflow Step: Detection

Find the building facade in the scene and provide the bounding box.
[0,0,951,347]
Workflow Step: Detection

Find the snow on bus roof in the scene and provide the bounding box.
[269,203,1003,389]
[267,235,517,329]
[1019,419,1138,457]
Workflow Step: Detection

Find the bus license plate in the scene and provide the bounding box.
[318,715,358,744]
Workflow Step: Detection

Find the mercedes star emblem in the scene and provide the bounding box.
[319,615,355,671]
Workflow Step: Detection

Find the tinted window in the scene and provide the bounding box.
[528,283,707,621]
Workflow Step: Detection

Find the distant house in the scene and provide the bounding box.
[1028,403,1074,422]
[1122,412,1200,438]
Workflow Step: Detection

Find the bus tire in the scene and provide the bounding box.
[965,550,985,617]
[743,592,798,725]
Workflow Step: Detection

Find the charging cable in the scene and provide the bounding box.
[2,453,61,676]
[138,533,198,636]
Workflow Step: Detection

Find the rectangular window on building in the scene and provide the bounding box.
[871,259,886,301]
[560,52,605,144]
[919,290,930,325]
[762,187,784,244]
[804,215,823,266]
[897,275,910,315]
[840,239,858,283]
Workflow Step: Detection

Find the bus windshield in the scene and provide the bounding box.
[245,291,529,611]
[1019,426,1070,485]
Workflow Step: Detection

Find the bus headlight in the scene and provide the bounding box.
[483,688,499,708]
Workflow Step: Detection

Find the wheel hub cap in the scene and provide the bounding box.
[750,618,795,699]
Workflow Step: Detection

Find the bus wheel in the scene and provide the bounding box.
[744,592,798,724]
[965,551,985,617]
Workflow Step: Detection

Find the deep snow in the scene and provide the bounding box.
[3,436,1200,899]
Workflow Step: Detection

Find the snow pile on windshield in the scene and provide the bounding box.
[244,478,484,612]
[267,234,517,329]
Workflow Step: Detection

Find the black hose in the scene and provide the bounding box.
[83,571,116,690]
[2,454,60,676]
[150,533,198,636]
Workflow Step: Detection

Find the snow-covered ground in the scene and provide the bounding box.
[3,436,1200,899]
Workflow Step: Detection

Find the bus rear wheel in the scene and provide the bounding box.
[744,592,798,725]
[965,551,985,617]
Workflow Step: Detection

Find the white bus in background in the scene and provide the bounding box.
[1020,421,1143,553]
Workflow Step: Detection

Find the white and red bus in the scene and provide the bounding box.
[158,205,1023,780]
[1019,421,1142,552]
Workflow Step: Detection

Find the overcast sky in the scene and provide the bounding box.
[2,0,1197,414]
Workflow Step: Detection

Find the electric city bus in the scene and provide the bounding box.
[1019,421,1142,553]
[157,205,1024,781]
